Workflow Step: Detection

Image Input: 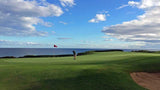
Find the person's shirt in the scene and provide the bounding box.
[73,51,76,55]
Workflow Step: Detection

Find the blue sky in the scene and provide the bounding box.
[0,0,160,49]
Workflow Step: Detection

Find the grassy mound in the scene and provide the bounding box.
[0,51,159,90]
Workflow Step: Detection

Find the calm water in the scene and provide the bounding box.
[1,48,157,57]
[0,48,107,57]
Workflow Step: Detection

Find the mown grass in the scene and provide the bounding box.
[0,51,160,90]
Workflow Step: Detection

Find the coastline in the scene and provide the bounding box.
[0,49,123,58]
[1,49,160,59]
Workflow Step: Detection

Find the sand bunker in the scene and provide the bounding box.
[130,72,160,90]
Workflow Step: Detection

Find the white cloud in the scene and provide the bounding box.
[76,41,145,49]
[59,21,67,25]
[137,0,160,9]
[102,36,113,41]
[117,5,129,9]
[103,0,160,47]
[104,42,146,49]
[104,39,113,41]
[89,14,106,23]
[0,0,63,36]
[128,1,140,7]
[60,0,75,7]
[0,40,50,47]
[118,0,160,9]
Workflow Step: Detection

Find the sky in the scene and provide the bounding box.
[0,0,160,49]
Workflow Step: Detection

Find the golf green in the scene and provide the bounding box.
[0,51,159,90]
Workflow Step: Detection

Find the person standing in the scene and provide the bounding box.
[72,50,76,60]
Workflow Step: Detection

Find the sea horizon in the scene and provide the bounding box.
[1,48,160,57]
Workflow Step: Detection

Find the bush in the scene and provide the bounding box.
[131,50,154,53]
[95,49,123,52]
[0,56,16,58]
[19,54,73,58]
[77,51,95,56]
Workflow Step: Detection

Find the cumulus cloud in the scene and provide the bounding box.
[103,0,160,46]
[118,0,160,9]
[130,0,160,9]
[60,0,75,7]
[128,1,140,7]
[0,0,63,36]
[89,14,106,23]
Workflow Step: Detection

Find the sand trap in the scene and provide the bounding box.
[130,72,160,90]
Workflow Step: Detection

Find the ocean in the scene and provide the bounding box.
[0,48,107,57]
[1,48,157,57]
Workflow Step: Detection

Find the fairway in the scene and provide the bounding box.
[0,51,160,90]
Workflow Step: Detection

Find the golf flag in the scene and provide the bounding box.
[54,45,58,48]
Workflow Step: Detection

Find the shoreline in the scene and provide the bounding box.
[1,49,160,59]
[0,49,123,58]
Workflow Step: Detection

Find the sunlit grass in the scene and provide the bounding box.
[0,51,159,90]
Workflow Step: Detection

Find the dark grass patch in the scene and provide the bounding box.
[27,70,144,90]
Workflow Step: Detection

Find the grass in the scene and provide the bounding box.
[0,51,160,90]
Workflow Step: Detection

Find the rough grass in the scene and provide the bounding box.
[0,51,160,90]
